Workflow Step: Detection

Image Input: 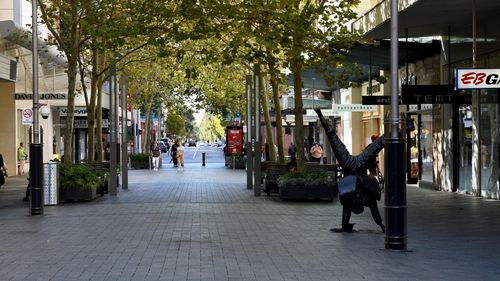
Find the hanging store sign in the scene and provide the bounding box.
[402,85,456,104]
[332,104,376,112]
[362,96,396,105]
[306,109,339,117]
[455,68,500,89]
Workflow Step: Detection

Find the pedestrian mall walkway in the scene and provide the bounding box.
[0,162,499,281]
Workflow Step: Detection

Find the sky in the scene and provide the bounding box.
[194,109,205,126]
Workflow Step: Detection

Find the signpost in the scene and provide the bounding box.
[22,108,33,125]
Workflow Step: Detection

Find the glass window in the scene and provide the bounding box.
[459,105,473,194]
[480,90,500,199]
[420,113,433,183]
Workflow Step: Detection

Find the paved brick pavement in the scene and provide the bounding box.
[0,162,499,281]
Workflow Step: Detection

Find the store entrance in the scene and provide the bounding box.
[406,110,434,185]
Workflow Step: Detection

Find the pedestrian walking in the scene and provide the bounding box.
[17,142,27,175]
[176,141,185,171]
[171,140,179,167]
[0,153,7,187]
[288,142,296,156]
[151,142,161,171]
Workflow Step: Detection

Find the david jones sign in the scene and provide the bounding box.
[455,69,500,89]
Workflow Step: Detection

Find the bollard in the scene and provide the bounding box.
[202,152,206,166]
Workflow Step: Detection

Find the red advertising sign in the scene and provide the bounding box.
[226,126,243,156]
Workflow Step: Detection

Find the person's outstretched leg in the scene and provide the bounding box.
[368,201,385,232]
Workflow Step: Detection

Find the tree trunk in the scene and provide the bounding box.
[142,102,153,153]
[64,56,78,163]
[292,62,305,172]
[96,53,106,162]
[269,61,285,163]
[260,71,276,161]
[96,79,104,162]
[86,50,99,162]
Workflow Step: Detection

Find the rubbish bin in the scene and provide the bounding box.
[43,162,59,206]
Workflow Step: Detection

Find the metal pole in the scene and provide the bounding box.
[109,65,117,196]
[385,0,407,250]
[253,64,261,196]
[121,75,128,189]
[30,0,43,215]
[246,75,253,190]
[472,0,481,197]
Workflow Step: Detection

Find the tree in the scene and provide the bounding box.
[166,111,186,138]
[278,1,360,171]
[37,0,91,163]
[199,113,225,143]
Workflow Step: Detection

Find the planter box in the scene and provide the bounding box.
[227,157,245,169]
[279,183,337,201]
[60,186,97,202]
[131,161,149,169]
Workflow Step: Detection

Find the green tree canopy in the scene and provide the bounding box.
[199,113,225,143]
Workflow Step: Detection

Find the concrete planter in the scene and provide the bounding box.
[279,183,336,201]
[60,185,97,202]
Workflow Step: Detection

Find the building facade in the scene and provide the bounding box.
[351,0,500,198]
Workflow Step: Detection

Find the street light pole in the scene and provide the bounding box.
[30,0,43,215]
[385,0,407,250]
[253,64,261,196]
[246,75,253,190]
[109,64,118,196]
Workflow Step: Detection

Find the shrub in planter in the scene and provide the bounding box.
[277,172,337,200]
[59,163,99,202]
[228,152,245,169]
[130,153,150,169]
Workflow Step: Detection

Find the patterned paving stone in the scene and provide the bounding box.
[0,163,500,280]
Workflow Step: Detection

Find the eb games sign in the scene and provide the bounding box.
[455,68,500,90]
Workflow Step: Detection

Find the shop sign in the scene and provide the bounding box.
[60,107,87,117]
[60,119,109,128]
[15,93,67,100]
[362,96,395,105]
[402,85,456,104]
[332,104,376,113]
[455,68,500,89]
[306,109,339,116]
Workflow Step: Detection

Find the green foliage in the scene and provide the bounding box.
[199,113,224,142]
[166,111,186,137]
[230,152,243,161]
[59,163,100,190]
[130,153,150,164]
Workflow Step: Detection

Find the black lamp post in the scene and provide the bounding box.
[385,0,407,250]
[30,0,43,215]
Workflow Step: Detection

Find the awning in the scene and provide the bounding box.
[353,0,500,39]
[0,20,67,67]
[286,40,441,92]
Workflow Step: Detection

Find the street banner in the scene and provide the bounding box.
[226,126,243,156]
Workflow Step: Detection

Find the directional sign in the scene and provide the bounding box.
[22,108,33,124]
